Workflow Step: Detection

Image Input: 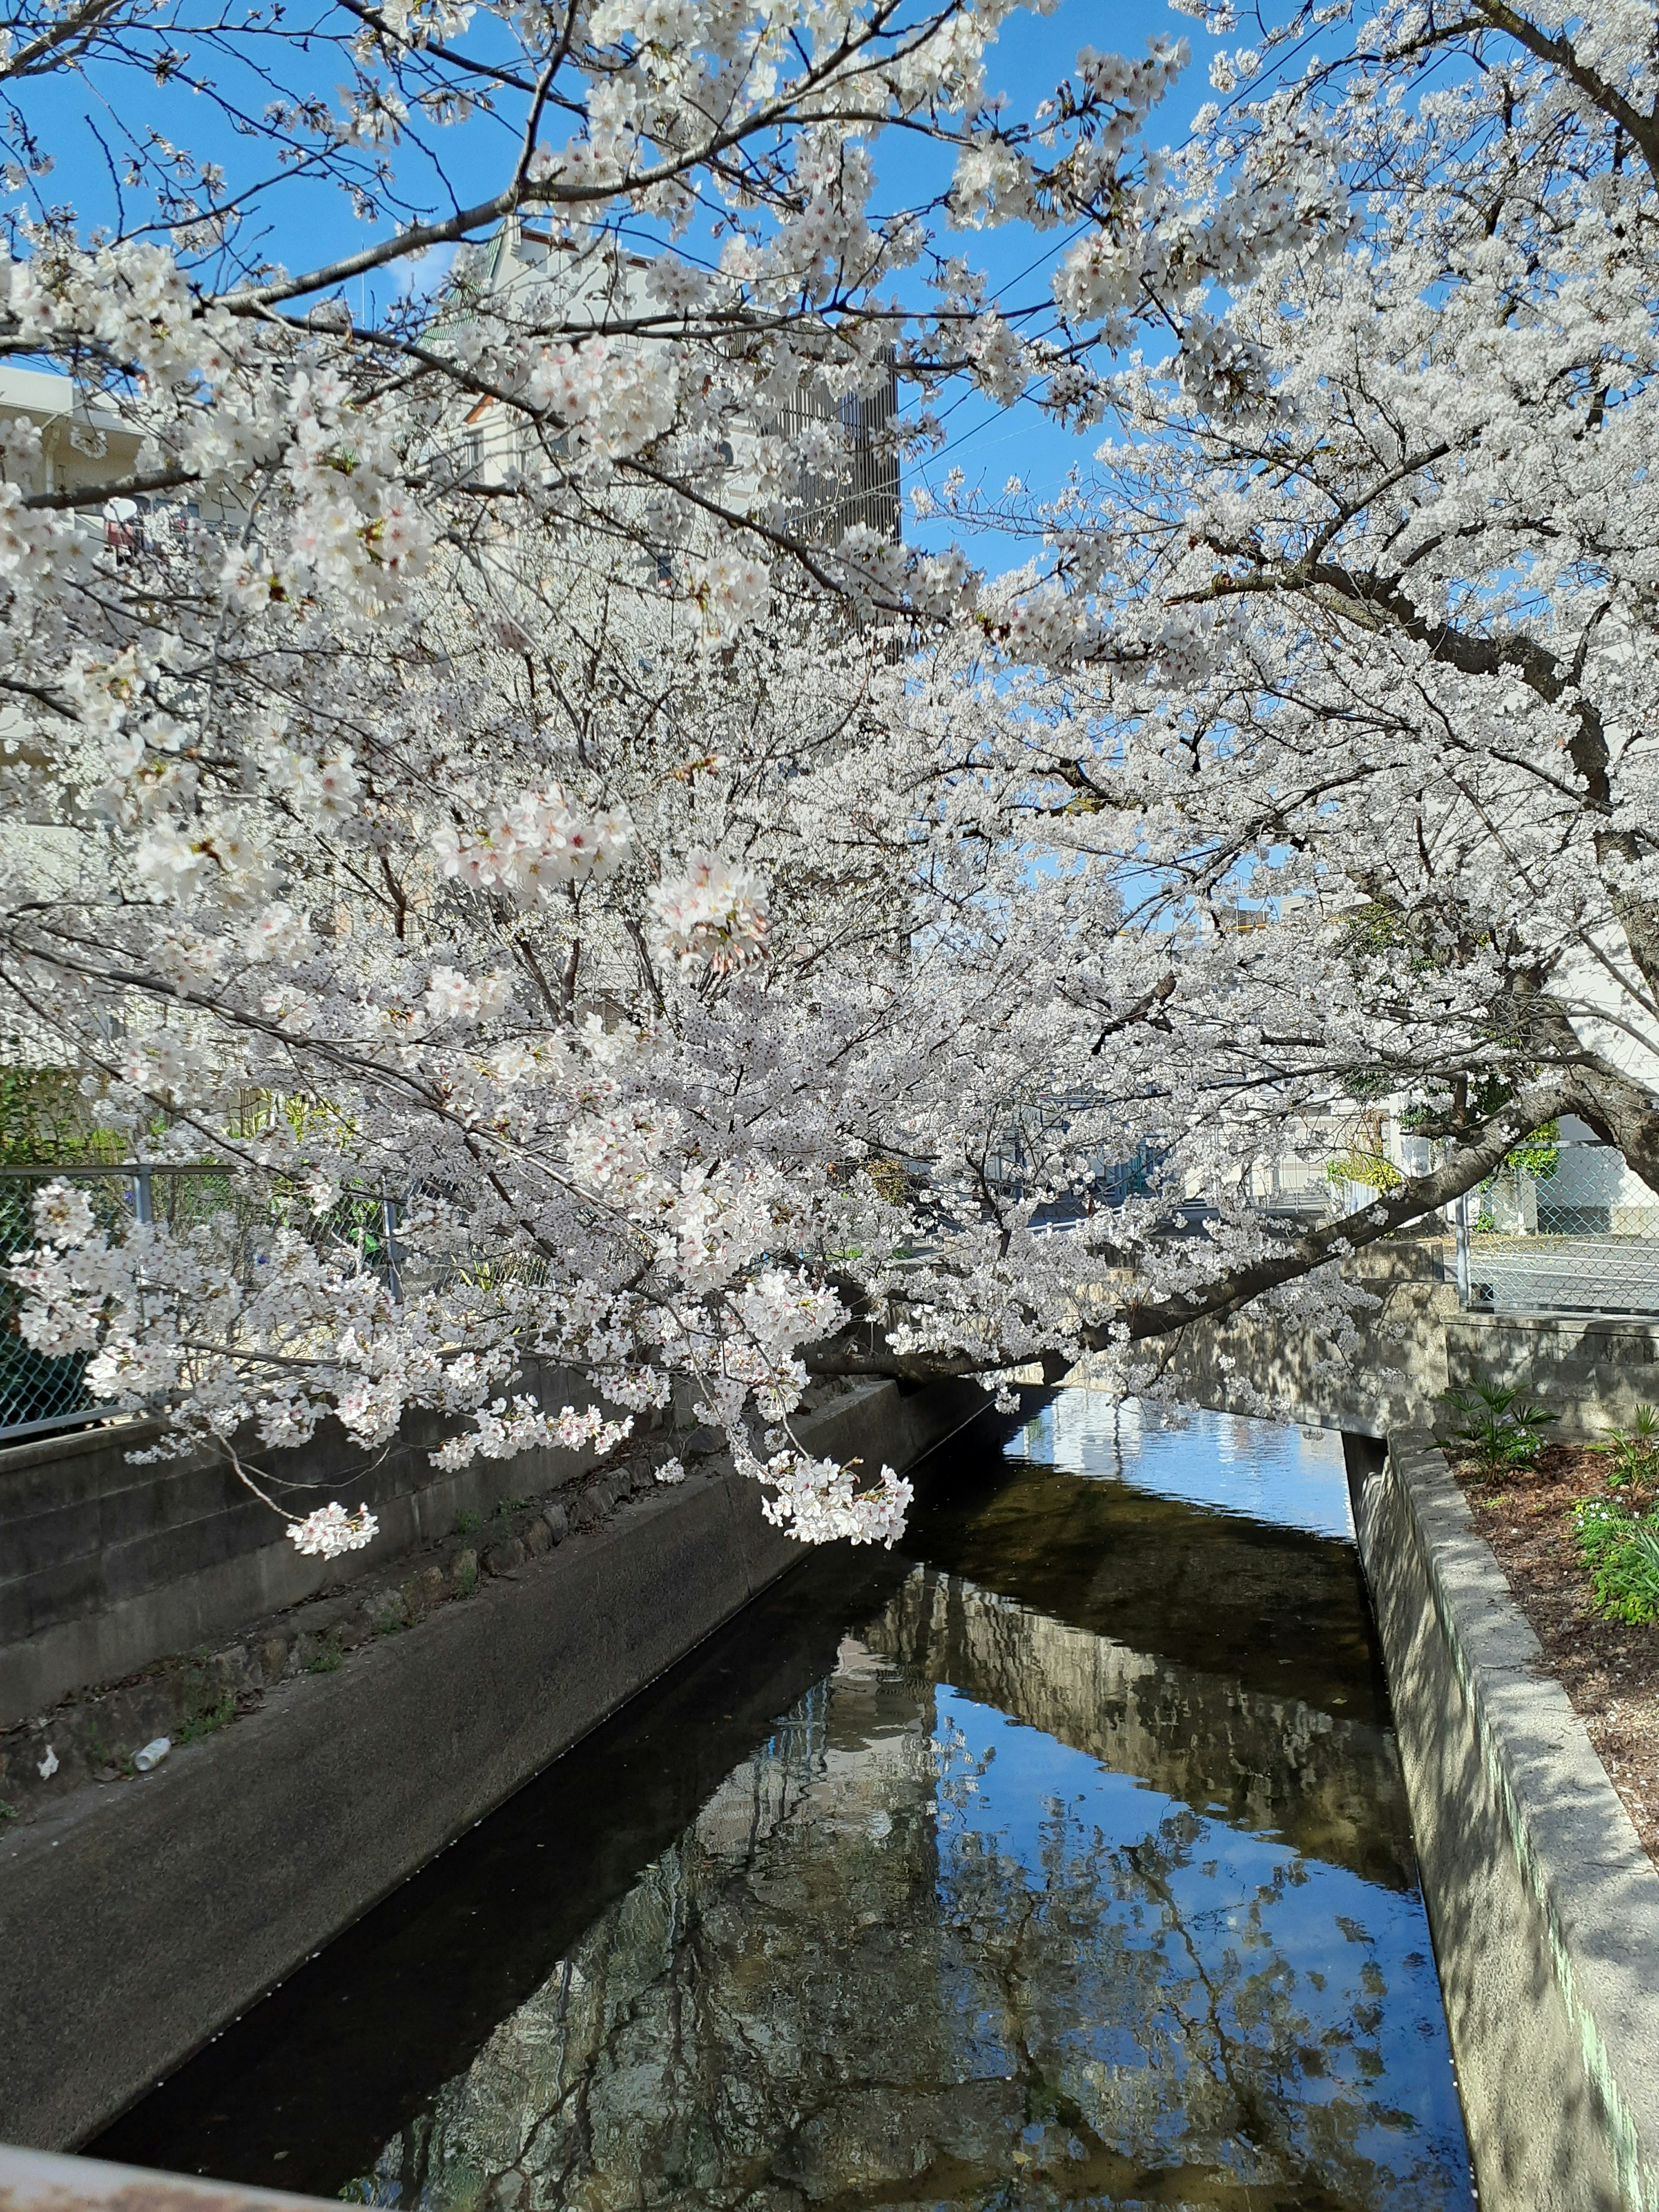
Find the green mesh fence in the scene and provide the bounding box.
[0,1166,407,1443]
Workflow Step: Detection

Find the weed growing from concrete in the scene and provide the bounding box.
[177,1692,238,1745]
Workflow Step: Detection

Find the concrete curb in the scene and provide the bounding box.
[0,2142,339,2212]
[0,1377,991,2152]
[1351,1429,1659,2212]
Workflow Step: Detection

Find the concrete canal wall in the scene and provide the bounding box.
[0,2142,340,2212]
[0,1377,991,2152]
[1133,1236,1659,1441]
[0,1360,616,1728]
[1351,1430,1659,2212]
[14,1263,1659,2207]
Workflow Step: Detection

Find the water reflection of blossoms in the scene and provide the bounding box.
[350,1606,1467,2212]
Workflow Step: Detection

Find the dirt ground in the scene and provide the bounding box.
[1449,1442,1659,1871]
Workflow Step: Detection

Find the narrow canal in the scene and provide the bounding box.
[95,1395,1474,2211]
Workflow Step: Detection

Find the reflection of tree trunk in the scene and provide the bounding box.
[512,1955,578,2190]
[528,1923,614,2203]
[364,1605,1455,2212]
[1124,1839,1272,2158]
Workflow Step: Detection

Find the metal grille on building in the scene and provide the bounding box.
[776,356,901,547]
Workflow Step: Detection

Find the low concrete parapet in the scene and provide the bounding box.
[1351,1429,1659,2212]
[1139,1237,1659,1439]
[1446,1311,1659,1436]
[0,2142,339,2212]
[1132,1237,1454,1436]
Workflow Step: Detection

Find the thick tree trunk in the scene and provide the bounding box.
[806,1073,1585,1386]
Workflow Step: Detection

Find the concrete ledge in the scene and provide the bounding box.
[0,1443,576,1727]
[1350,1429,1659,2212]
[1447,1313,1659,1437]
[0,1378,990,2152]
[0,2142,338,2212]
[1143,1253,1659,1440]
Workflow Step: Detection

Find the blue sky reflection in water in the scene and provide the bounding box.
[930,1687,1468,2200]
[93,1398,1471,2210]
[1013,1393,1356,1542]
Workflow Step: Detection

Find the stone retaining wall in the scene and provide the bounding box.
[0,1360,607,1727]
[1138,1238,1659,1440]
[1350,1430,1659,2212]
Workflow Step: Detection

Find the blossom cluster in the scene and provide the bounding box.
[651,851,770,973]
[432,1399,634,1472]
[289,1503,381,1559]
[755,1449,914,1547]
[433,788,635,903]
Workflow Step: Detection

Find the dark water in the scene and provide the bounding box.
[96,1395,1473,2212]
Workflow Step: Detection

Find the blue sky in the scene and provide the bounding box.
[881,0,1228,543]
[28,0,1227,568]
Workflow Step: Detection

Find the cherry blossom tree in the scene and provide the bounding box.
[6,0,1659,1551]
[0,0,1182,1545]
[3,521,944,1550]
[871,0,1659,1382]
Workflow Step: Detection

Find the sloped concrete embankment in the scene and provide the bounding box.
[1351,1431,1659,2212]
[0,1377,990,2153]
[0,2142,340,2212]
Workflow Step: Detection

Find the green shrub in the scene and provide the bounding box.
[1592,1405,1659,1490]
[1441,1383,1557,1477]
[0,1067,120,1164]
[1573,1497,1659,1624]
[1325,1150,1405,1194]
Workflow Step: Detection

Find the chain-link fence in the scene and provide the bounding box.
[1458,1141,1659,1318]
[1,1168,127,1441]
[0,1165,408,1444]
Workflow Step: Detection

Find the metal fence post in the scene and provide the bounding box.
[382,1190,402,1304]
[131,1163,153,1226]
[1455,1191,1471,1309]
